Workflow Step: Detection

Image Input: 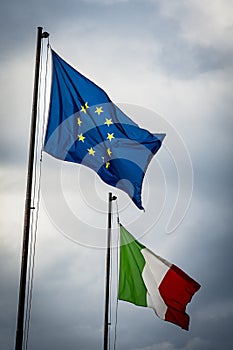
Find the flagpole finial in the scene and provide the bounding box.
[42,31,49,38]
[109,192,117,202]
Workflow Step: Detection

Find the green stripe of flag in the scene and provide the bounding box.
[119,225,147,307]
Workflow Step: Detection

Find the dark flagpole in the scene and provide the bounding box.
[15,26,49,350]
[104,192,116,350]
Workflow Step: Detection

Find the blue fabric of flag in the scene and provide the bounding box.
[44,50,165,209]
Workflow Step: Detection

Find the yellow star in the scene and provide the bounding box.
[87,147,95,156]
[104,118,113,127]
[80,102,89,114]
[107,148,112,157]
[101,156,105,162]
[78,133,85,143]
[77,117,82,126]
[105,161,110,169]
[107,133,114,142]
[95,106,103,115]
[81,105,87,113]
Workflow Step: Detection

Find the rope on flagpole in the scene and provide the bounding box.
[105,195,119,350]
[41,38,50,156]
[113,198,120,350]
[109,205,113,349]
[23,37,50,350]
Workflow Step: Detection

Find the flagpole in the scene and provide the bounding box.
[104,192,116,350]
[15,26,49,350]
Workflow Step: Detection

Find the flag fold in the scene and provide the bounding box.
[44,50,165,209]
[119,225,200,330]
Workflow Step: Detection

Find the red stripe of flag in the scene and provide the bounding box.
[158,264,201,330]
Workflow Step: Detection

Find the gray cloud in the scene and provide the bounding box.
[0,0,232,349]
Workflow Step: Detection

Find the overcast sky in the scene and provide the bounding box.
[0,0,233,349]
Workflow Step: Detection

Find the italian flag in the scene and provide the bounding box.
[119,225,200,330]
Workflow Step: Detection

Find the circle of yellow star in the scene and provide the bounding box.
[95,106,103,115]
[107,133,114,141]
[104,118,113,127]
[78,133,85,143]
[87,147,95,156]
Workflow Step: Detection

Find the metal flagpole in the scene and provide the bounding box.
[15,26,49,350]
[104,192,117,350]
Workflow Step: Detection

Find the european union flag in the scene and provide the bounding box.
[44,50,165,209]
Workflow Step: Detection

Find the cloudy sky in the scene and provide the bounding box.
[1,0,233,349]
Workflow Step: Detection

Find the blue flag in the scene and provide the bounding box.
[44,50,165,209]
